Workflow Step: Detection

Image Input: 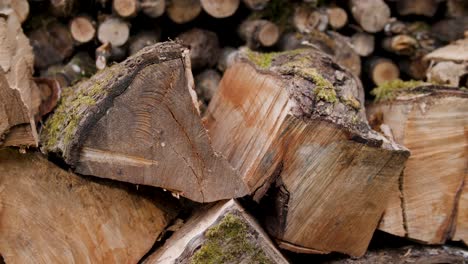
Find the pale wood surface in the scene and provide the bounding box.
[368,88,468,244]
[167,0,201,24]
[0,149,176,264]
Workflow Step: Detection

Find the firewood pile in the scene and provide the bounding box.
[0,0,467,263]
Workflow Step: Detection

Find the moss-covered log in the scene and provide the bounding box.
[204,48,409,257]
[0,149,178,263]
[40,42,248,203]
[144,199,288,264]
[368,85,468,245]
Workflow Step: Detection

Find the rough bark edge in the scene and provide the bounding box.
[236,48,408,152]
[40,42,188,165]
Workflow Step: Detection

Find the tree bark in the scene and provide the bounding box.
[195,69,221,103]
[144,199,289,264]
[166,0,201,24]
[0,14,40,147]
[42,52,96,88]
[447,0,468,18]
[432,17,468,43]
[0,149,178,263]
[279,31,362,76]
[50,0,77,17]
[367,85,468,245]
[204,48,409,257]
[349,0,390,33]
[178,28,220,70]
[238,19,280,48]
[40,42,248,203]
[200,0,239,18]
[217,46,237,72]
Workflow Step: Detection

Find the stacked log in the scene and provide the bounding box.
[1,0,467,263]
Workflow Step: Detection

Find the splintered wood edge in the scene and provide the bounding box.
[373,85,468,105]
[145,199,288,263]
[235,48,408,153]
[41,42,189,164]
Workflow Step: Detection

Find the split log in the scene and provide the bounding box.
[366,57,400,85]
[204,48,409,256]
[0,149,177,263]
[368,84,468,244]
[0,13,40,147]
[28,20,74,70]
[50,0,76,17]
[326,6,347,30]
[113,0,139,18]
[140,0,165,18]
[178,28,220,70]
[238,19,279,48]
[280,31,362,76]
[195,69,221,103]
[217,46,237,72]
[349,0,390,33]
[144,199,288,264]
[42,52,96,88]
[325,245,468,264]
[69,15,96,44]
[129,30,160,55]
[242,0,270,11]
[166,0,201,24]
[350,32,374,57]
[0,0,29,24]
[40,42,248,203]
[293,5,328,33]
[200,0,239,18]
[395,0,440,17]
[97,17,130,47]
[424,38,468,87]
[447,0,468,18]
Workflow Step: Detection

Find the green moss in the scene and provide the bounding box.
[341,95,361,110]
[371,79,424,102]
[42,69,114,150]
[190,213,273,264]
[246,50,279,69]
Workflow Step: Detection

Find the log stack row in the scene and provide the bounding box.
[0,0,467,263]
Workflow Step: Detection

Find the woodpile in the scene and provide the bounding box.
[0,0,467,263]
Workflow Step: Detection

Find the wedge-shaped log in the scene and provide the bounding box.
[144,199,288,264]
[40,42,248,203]
[204,49,409,256]
[368,85,468,245]
[0,149,177,263]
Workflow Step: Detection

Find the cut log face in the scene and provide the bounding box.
[0,149,177,263]
[40,42,248,203]
[367,86,468,244]
[144,199,289,264]
[167,0,202,24]
[200,0,240,18]
[350,0,390,33]
[204,48,409,256]
[69,15,96,44]
[0,13,39,147]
